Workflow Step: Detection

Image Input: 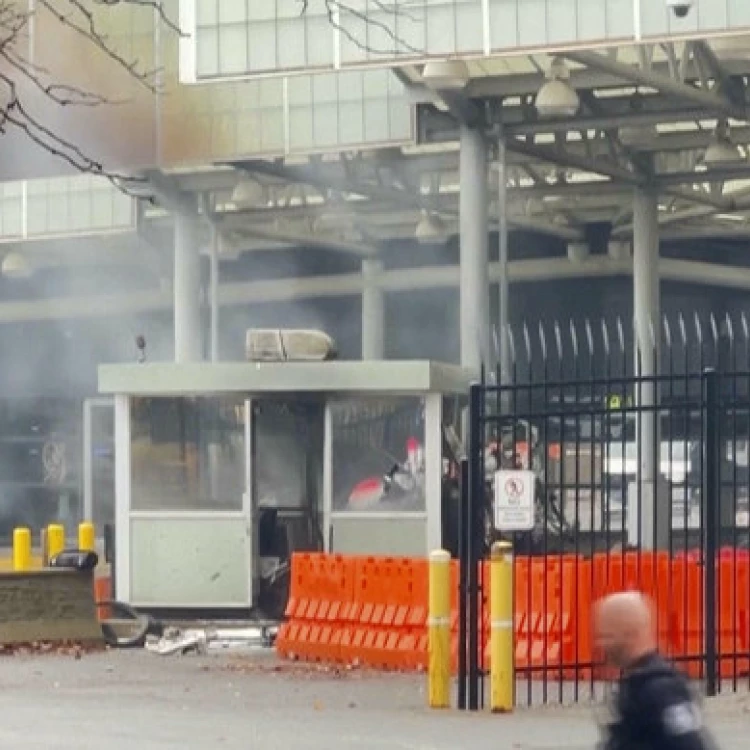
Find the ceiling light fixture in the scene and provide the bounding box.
[535,57,580,119]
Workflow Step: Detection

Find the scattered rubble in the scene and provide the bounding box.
[0,640,106,658]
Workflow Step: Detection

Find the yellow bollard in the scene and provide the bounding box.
[490,540,514,713]
[78,522,95,552]
[428,548,451,709]
[47,524,65,561]
[12,527,31,572]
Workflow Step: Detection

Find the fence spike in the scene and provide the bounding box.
[709,312,718,345]
[570,319,579,358]
[678,312,687,347]
[522,320,532,364]
[616,316,625,354]
[584,318,594,357]
[554,320,563,361]
[694,311,703,345]
[507,324,517,366]
[742,311,749,342]
[724,312,734,342]
[491,324,500,365]
[601,318,611,357]
[663,314,672,349]
[538,321,548,362]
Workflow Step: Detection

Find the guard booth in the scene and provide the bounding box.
[97,358,469,613]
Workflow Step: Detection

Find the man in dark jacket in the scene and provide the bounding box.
[595,592,716,750]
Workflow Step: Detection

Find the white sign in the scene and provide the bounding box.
[494,470,536,531]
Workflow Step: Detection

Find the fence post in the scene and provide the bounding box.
[428,549,451,709]
[467,382,483,711]
[490,540,514,713]
[703,368,719,697]
[457,458,469,711]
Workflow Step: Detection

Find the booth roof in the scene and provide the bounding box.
[97,360,472,397]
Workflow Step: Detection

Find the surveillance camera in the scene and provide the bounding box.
[666,0,692,18]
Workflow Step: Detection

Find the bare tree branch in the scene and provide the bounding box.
[0,0,182,191]
[300,0,425,57]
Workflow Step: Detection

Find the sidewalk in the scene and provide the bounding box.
[0,650,746,749]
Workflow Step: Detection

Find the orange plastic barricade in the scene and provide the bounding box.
[276,553,354,663]
[276,549,750,680]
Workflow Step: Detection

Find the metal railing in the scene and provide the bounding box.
[456,314,750,708]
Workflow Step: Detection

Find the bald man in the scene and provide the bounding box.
[594,591,716,750]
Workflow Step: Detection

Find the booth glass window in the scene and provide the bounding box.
[130,397,245,512]
[331,397,425,513]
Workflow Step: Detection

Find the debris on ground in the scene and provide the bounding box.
[0,640,106,658]
[145,625,275,656]
[216,656,395,682]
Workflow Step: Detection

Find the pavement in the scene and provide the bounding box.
[0,649,748,749]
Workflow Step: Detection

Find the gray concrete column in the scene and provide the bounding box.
[209,226,220,363]
[361,257,384,360]
[497,135,510,384]
[459,125,490,373]
[630,185,665,549]
[174,212,203,364]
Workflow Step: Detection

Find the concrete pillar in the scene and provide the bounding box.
[459,125,490,373]
[361,258,384,360]
[496,135,510,385]
[174,212,203,364]
[630,185,666,549]
[209,226,220,363]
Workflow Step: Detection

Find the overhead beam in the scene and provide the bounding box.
[561,51,745,119]
[4,257,750,325]
[656,166,750,187]
[506,138,642,184]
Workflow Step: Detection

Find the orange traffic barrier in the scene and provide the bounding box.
[276,550,750,680]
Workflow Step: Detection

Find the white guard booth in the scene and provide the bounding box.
[98,360,469,612]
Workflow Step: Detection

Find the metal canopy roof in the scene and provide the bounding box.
[98,360,471,396]
[143,35,750,257]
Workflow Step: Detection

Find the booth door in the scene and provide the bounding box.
[82,397,115,543]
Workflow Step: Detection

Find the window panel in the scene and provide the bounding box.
[277,18,307,70]
[91,191,115,229]
[218,24,249,75]
[235,112,263,154]
[454,0,483,52]
[260,108,285,151]
[289,107,314,150]
[47,192,71,234]
[196,27,219,77]
[517,0,548,46]
[248,22,278,72]
[27,196,48,235]
[0,198,22,238]
[217,0,247,25]
[313,105,340,148]
[306,14,334,67]
[69,192,93,232]
[338,102,365,145]
[196,0,218,25]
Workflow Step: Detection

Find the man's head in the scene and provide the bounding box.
[594,591,656,669]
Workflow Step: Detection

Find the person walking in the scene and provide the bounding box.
[594,591,716,750]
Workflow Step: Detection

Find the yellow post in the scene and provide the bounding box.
[428,548,451,709]
[490,540,514,713]
[12,527,31,572]
[47,524,65,561]
[78,522,96,552]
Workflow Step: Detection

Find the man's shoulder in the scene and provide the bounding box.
[626,654,695,710]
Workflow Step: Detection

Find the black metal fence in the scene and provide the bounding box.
[456,315,750,708]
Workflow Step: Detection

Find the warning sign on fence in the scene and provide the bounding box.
[493,470,535,531]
